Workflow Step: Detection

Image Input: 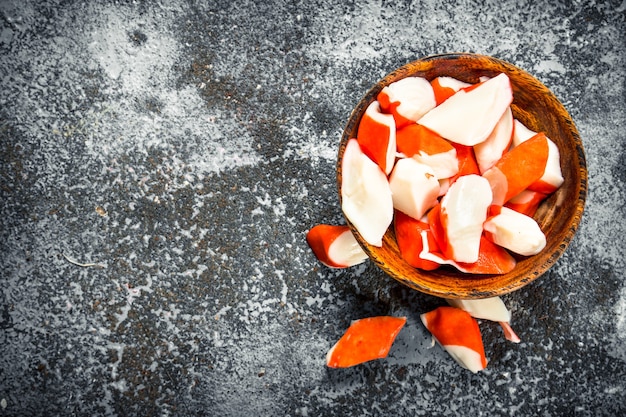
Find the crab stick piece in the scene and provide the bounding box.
[326,316,407,368]
[421,306,487,373]
[527,138,564,194]
[377,76,436,128]
[483,206,546,256]
[438,175,493,263]
[306,224,368,268]
[357,101,396,175]
[446,297,521,343]
[446,297,510,322]
[430,76,472,105]
[395,124,459,179]
[341,139,394,247]
[394,210,440,271]
[512,118,538,147]
[389,158,440,220]
[395,123,422,157]
[511,120,564,194]
[504,189,547,217]
[418,73,513,146]
[411,126,459,179]
[474,106,514,173]
[448,142,480,185]
[482,132,550,205]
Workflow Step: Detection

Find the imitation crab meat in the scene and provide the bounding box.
[377,76,436,128]
[418,73,513,146]
[326,316,406,368]
[306,224,368,268]
[340,138,393,247]
[421,306,488,373]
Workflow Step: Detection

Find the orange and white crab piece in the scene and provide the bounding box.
[326,316,407,368]
[357,101,396,175]
[377,76,436,128]
[421,306,487,373]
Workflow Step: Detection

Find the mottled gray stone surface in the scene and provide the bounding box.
[1,0,624,416]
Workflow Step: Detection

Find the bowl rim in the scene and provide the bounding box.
[337,52,588,299]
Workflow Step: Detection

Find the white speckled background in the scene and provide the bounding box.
[1,0,624,416]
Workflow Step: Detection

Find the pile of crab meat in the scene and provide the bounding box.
[306,72,565,372]
[338,72,564,273]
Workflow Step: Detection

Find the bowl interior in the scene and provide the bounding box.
[337,53,587,299]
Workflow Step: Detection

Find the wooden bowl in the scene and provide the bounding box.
[337,53,587,299]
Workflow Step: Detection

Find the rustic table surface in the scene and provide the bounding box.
[1,1,625,416]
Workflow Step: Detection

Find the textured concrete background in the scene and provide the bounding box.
[1,0,624,416]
